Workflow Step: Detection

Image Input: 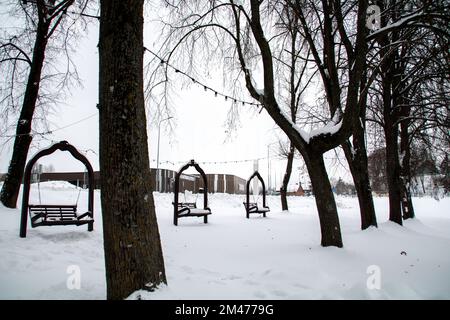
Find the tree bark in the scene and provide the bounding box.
[99,0,166,300]
[341,62,377,230]
[377,0,403,226]
[280,143,295,211]
[0,17,49,208]
[399,107,415,219]
[384,105,403,225]
[304,152,343,247]
[342,127,377,229]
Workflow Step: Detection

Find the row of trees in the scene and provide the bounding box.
[152,0,449,245]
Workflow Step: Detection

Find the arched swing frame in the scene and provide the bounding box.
[173,160,211,225]
[244,171,270,218]
[19,141,94,238]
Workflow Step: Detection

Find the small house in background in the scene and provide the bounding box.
[287,184,305,196]
[284,181,312,196]
[284,172,313,196]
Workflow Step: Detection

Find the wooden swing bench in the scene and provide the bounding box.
[28,204,93,227]
[19,141,95,238]
[243,171,270,219]
[172,160,212,226]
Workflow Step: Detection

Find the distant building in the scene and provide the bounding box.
[151,169,246,194]
[1,168,248,194]
[199,173,246,194]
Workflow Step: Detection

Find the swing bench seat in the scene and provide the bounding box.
[28,204,93,228]
[172,202,211,225]
[243,202,270,218]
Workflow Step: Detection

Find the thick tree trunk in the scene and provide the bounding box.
[0,20,49,208]
[343,61,377,230]
[384,123,403,225]
[381,57,403,225]
[99,0,166,300]
[378,6,404,225]
[342,138,377,230]
[280,143,295,211]
[304,152,343,247]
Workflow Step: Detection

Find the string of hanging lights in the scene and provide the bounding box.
[144,47,262,108]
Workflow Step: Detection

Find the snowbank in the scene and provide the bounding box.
[0,185,449,299]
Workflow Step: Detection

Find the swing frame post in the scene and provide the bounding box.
[20,141,94,238]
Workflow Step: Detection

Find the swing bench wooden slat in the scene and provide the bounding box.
[172,202,212,218]
[28,204,93,227]
[176,202,196,209]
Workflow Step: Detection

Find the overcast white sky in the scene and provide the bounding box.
[0,6,351,191]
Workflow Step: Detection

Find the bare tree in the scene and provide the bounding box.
[270,5,312,211]
[99,0,167,299]
[368,0,449,224]
[0,0,91,208]
[156,0,370,247]
[293,0,378,230]
[255,1,376,230]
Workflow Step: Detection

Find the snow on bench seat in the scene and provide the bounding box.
[188,208,212,215]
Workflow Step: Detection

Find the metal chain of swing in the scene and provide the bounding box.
[35,164,84,207]
[252,177,261,204]
[75,169,88,206]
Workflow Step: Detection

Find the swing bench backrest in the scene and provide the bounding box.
[176,202,197,209]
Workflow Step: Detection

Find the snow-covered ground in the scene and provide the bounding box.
[0,181,449,299]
